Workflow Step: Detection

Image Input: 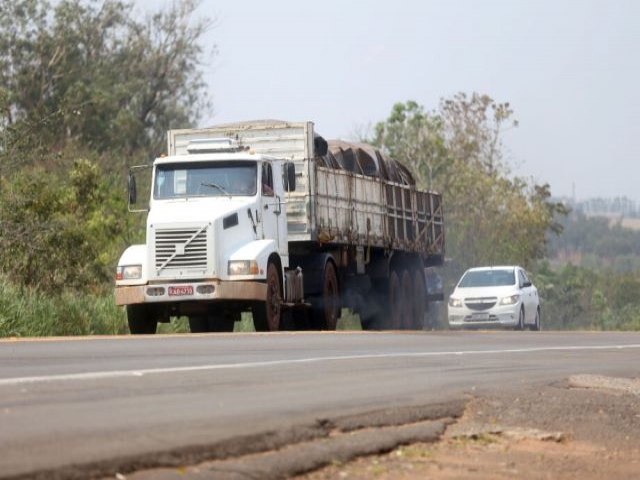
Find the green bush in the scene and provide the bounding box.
[0,277,127,337]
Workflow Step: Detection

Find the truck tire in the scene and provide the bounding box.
[359,280,388,330]
[412,269,427,330]
[388,271,402,329]
[400,269,413,329]
[252,262,281,332]
[126,304,157,334]
[311,261,340,330]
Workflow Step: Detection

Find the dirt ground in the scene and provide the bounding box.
[298,375,640,480]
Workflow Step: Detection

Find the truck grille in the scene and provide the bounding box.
[155,226,208,272]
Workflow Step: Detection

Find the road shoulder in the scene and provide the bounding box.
[299,376,640,480]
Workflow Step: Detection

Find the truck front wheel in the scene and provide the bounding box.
[252,262,282,332]
[126,304,157,334]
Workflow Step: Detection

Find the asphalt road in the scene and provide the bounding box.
[1,330,639,479]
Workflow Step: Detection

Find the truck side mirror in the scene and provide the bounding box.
[128,173,137,205]
[284,162,296,192]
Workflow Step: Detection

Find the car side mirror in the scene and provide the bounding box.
[128,173,137,205]
[522,281,532,288]
[284,162,296,192]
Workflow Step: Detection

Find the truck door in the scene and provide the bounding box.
[260,162,281,250]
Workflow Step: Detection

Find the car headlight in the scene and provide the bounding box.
[500,294,520,305]
[448,297,462,308]
[116,265,142,280]
[228,260,259,276]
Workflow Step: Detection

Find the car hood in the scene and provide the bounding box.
[451,285,519,299]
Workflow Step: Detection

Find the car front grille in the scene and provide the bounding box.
[465,297,497,311]
[155,226,208,272]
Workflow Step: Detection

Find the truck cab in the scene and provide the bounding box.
[115,138,298,333]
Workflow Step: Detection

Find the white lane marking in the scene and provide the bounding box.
[2,344,640,387]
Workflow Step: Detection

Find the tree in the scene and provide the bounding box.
[372,101,451,190]
[0,160,131,293]
[0,0,213,294]
[371,95,566,278]
[0,0,213,173]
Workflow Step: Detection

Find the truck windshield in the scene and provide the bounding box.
[153,161,257,199]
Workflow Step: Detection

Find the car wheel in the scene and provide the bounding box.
[530,307,541,331]
[517,306,525,331]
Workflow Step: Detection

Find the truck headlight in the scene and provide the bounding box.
[448,297,462,308]
[116,265,142,280]
[228,260,259,276]
[500,294,520,305]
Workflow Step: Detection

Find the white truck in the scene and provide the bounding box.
[115,120,444,333]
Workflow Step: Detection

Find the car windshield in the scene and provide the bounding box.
[458,269,516,288]
[153,161,257,199]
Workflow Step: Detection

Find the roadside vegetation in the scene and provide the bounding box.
[0,0,638,336]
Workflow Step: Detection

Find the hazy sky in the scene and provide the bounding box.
[139,0,640,202]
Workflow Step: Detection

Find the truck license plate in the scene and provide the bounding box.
[168,286,194,297]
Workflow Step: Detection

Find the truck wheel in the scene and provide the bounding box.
[400,269,413,329]
[360,282,388,330]
[252,262,281,332]
[412,269,427,330]
[126,304,157,334]
[311,261,340,330]
[388,271,402,329]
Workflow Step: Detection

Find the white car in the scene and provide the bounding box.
[448,266,540,330]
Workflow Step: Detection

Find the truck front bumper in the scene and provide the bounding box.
[115,280,267,306]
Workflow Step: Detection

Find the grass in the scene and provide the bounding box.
[0,279,128,337]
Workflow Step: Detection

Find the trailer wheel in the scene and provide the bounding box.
[389,271,402,329]
[311,261,340,330]
[400,269,414,329]
[252,262,281,332]
[360,281,388,330]
[412,269,427,330]
[126,304,157,334]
